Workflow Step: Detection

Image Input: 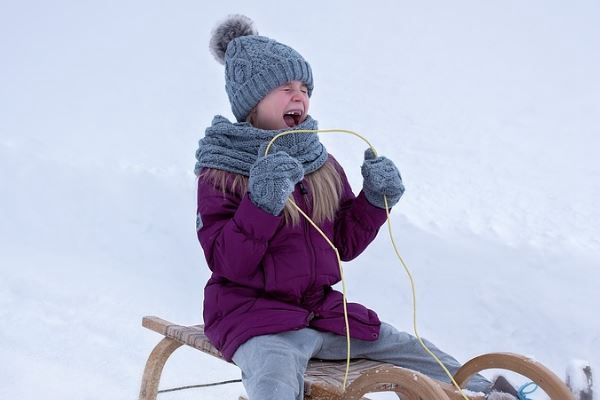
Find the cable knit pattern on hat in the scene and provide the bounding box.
[226,35,313,121]
[248,151,304,215]
[361,148,405,209]
[210,15,314,122]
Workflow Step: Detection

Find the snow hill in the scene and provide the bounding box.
[1,1,598,399]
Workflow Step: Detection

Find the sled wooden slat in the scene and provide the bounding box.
[142,316,223,359]
[139,316,581,400]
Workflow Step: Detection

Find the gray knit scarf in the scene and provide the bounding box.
[194,115,327,176]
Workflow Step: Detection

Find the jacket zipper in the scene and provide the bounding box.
[298,181,316,311]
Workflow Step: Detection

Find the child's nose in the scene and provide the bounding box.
[291,90,304,101]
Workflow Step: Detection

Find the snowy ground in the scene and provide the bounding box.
[1,1,598,399]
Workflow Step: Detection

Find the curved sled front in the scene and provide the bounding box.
[454,352,575,400]
[342,365,451,400]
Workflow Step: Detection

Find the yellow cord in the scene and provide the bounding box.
[382,196,469,399]
[264,129,470,399]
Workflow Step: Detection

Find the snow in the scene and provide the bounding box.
[567,360,593,396]
[1,1,598,399]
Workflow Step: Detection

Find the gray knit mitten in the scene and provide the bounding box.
[361,148,405,209]
[248,151,304,215]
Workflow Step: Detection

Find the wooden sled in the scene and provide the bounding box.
[139,316,579,400]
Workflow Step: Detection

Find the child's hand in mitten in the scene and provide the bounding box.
[361,148,405,209]
[249,151,304,215]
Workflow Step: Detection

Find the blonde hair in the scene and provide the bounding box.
[199,159,343,226]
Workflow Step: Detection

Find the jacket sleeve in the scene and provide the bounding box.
[330,155,389,261]
[196,173,282,287]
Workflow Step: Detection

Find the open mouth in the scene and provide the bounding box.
[283,109,303,128]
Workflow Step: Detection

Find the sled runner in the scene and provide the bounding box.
[139,316,582,400]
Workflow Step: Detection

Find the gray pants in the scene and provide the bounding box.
[232,322,491,400]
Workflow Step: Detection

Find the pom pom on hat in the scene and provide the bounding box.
[209,14,258,65]
[209,14,313,121]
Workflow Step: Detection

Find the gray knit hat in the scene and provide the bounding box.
[209,15,314,122]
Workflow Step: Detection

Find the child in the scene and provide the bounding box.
[194,15,517,400]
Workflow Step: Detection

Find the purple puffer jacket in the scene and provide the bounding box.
[196,154,388,361]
